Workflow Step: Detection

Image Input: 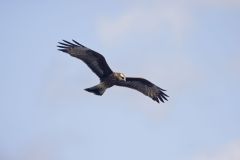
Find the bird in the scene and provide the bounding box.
[57,40,169,103]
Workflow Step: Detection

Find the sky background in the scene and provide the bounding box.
[1,0,240,160]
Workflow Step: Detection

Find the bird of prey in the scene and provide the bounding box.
[57,40,168,103]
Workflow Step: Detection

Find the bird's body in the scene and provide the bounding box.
[85,72,125,96]
[57,40,168,103]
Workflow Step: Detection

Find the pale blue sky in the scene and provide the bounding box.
[1,1,240,160]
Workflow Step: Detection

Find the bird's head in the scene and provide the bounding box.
[114,72,126,81]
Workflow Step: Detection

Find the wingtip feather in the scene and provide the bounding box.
[62,40,76,46]
[72,39,85,47]
[57,45,68,48]
[159,96,165,103]
[58,48,67,52]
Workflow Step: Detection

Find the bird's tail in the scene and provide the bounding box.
[84,84,106,96]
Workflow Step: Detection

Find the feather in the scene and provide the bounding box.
[57,39,169,104]
[116,77,168,103]
[57,40,113,80]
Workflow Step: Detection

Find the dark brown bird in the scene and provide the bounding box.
[57,40,168,103]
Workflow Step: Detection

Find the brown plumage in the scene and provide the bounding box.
[57,40,169,103]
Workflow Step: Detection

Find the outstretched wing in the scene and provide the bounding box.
[116,77,168,103]
[57,40,113,80]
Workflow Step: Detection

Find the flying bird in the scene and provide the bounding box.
[57,40,169,103]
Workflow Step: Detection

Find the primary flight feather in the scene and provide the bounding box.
[57,40,169,103]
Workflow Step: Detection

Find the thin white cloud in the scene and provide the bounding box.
[96,0,239,45]
[97,2,191,45]
[193,140,240,160]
